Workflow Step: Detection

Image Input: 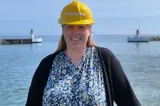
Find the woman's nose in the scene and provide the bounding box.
[73,26,79,32]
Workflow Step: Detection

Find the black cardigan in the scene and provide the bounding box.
[26,46,141,106]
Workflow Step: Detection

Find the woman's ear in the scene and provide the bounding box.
[89,25,92,33]
[89,28,92,35]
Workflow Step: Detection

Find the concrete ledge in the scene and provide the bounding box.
[0,38,32,44]
[148,37,160,41]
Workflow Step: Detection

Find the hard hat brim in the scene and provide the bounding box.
[60,19,94,25]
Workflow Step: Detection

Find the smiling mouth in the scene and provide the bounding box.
[71,37,82,41]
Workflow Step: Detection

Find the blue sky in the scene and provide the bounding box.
[0,0,160,35]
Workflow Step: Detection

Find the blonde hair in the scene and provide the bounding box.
[55,33,96,52]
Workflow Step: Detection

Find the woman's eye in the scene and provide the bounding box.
[67,26,73,28]
[79,26,85,29]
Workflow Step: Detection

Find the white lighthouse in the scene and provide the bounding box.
[30,29,35,39]
[30,29,42,43]
[127,29,149,42]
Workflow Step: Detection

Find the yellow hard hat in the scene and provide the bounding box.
[59,0,94,25]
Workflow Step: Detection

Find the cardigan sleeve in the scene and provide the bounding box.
[25,53,56,106]
[25,58,47,106]
[108,49,141,106]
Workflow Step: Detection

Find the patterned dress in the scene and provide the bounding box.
[42,46,108,106]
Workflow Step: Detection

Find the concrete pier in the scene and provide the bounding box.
[0,29,42,44]
[148,36,160,41]
[0,38,32,44]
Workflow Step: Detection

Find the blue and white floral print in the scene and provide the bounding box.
[42,46,107,106]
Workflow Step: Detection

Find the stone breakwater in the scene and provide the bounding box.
[0,38,32,44]
[148,36,160,41]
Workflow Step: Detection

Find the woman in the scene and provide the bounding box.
[26,0,141,106]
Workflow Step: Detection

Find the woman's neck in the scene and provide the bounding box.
[65,46,87,65]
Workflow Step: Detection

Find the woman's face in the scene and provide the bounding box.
[62,25,91,49]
